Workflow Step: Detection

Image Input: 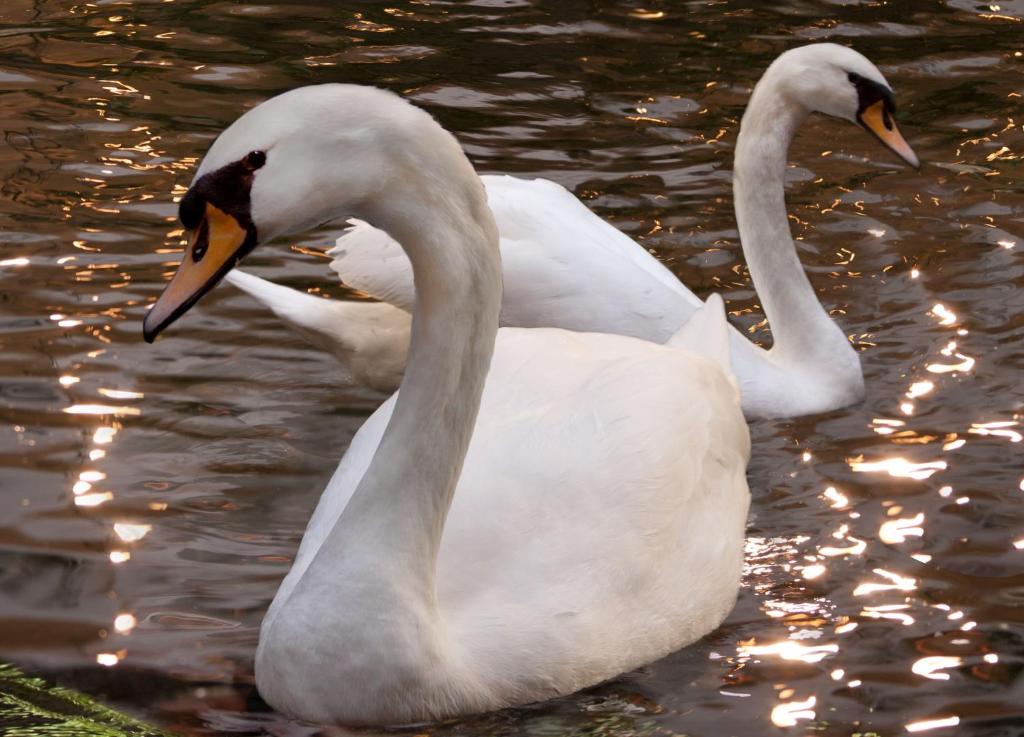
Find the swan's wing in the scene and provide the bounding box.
[225,270,409,392]
[484,174,690,296]
[330,175,703,342]
[445,329,750,669]
[666,292,729,364]
[328,219,416,312]
[487,175,703,341]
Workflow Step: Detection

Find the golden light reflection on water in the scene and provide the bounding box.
[113,523,151,543]
[770,695,815,727]
[871,417,905,435]
[98,388,145,400]
[801,563,826,580]
[57,315,151,665]
[113,613,137,635]
[929,303,957,326]
[879,513,925,544]
[860,604,915,626]
[75,492,113,507]
[96,652,123,667]
[968,421,1022,443]
[93,427,117,444]
[926,355,976,374]
[817,520,868,560]
[63,404,141,417]
[738,640,838,664]
[848,456,947,480]
[820,486,848,509]
[852,568,917,597]
[906,381,934,400]
[926,340,977,374]
[912,656,962,681]
[906,716,960,733]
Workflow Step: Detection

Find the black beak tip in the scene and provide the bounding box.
[142,313,161,344]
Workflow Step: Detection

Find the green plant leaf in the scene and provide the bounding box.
[0,663,174,737]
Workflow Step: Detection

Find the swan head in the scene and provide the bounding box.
[143,84,451,342]
[767,43,919,169]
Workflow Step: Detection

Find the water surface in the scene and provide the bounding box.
[0,1,1022,735]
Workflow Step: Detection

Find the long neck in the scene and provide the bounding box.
[733,72,853,364]
[302,151,501,625]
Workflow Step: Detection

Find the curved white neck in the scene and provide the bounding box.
[299,141,501,639]
[734,70,854,365]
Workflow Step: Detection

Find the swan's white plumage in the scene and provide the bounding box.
[668,293,732,377]
[224,269,409,391]
[330,175,698,338]
[304,44,916,419]
[260,327,749,722]
[327,166,863,418]
[163,81,752,726]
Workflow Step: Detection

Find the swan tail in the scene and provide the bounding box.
[225,270,344,352]
[666,293,735,383]
[226,269,410,392]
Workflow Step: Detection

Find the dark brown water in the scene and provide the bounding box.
[1,1,1022,735]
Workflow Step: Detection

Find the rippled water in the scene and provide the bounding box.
[0,1,1022,735]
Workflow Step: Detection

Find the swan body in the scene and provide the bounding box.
[242,43,916,418]
[144,83,751,724]
[258,322,748,723]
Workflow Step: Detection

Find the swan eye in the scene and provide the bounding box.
[246,150,267,169]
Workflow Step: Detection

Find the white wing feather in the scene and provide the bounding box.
[329,175,702,341]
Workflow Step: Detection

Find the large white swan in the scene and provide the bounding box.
[226,43,918,418]
[143,85,750,724]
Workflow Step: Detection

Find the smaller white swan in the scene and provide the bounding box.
[242,43,917,418]
[143,84,750,725]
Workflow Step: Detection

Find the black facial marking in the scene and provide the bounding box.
[179,187,206,230]
[848,71,896,129]
[177,153,261,259]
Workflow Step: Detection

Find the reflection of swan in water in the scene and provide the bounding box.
[230,43,918,419]
[143,82,749,725]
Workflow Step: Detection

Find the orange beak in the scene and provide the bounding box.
[857,99,919,169]
[143,202,253,342]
